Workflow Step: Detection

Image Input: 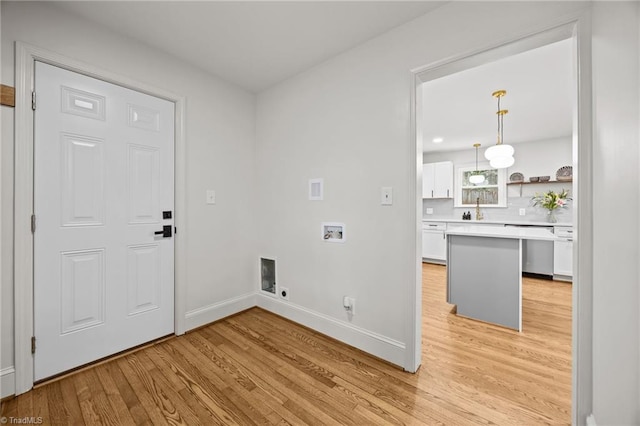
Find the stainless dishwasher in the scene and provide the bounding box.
[504,224,554,277]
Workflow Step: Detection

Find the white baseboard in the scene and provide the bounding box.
[184,293,256,331]
[256,294,406,367]
[1,366,15,399]
[553,274,573,282]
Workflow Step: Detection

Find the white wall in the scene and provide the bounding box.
[256,1,638,424]
[591,3,640,425]
[0,2,13,392]
[1,1,257,397]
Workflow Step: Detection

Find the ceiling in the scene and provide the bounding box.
[422,38,573,153]
[51,1,445,93]
[48,1,570,151]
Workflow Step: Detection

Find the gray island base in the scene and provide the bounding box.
[446,226,558,332]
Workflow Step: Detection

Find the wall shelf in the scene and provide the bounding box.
[507,179,572,185]
[507,179,572,197]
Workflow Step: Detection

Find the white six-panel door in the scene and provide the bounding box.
[34,62,175,380]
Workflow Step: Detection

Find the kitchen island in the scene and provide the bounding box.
[446,225,558,331]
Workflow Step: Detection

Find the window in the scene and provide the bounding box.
[454,164,507,207]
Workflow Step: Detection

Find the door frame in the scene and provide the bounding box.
[408,11,593,425]
[13,42,188,394]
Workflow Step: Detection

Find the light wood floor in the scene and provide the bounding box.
[1,263,571,425]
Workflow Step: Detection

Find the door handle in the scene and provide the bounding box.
[154,225,172,238]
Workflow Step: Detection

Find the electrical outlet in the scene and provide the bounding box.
[519,208,526,216]
[343,296,356,315]
[279,287,289,301]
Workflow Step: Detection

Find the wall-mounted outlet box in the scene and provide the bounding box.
[309,178,323,201]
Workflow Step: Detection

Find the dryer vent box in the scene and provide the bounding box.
[260,257,276,295]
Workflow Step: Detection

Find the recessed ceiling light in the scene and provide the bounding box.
[432,137,443,143]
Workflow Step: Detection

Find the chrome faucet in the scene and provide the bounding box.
[475,197,483,221]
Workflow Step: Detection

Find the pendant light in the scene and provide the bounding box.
[484,90,514,169]
[469,143,485,184]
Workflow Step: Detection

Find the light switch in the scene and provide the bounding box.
[206,190,216,205]
[381,187,393,205]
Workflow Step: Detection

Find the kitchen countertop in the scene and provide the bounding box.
[423,218,572,227]
[445,225,558,241]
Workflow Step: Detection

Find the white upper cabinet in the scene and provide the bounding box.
[423,161,453,199]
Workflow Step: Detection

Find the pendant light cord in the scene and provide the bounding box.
[475,144,479,169]
[496,94,502,145]
[500,95,504,146]
[495,92,507,146]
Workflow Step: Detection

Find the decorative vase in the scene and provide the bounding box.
[547,210,558,223]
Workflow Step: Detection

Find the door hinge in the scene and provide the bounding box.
[31,91,36,110]
[31,214,36,233]
[31,336,36,354]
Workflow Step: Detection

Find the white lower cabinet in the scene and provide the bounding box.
[422,222,447,262]
[421,221,574,277]
[553,226,573,280]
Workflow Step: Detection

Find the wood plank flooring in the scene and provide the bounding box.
[1,263,571,425]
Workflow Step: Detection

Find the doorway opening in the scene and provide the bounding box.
[411,20,593,425]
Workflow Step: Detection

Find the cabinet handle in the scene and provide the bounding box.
[431,190,434,198]
[429,224,438,227]
[447,189,449,197]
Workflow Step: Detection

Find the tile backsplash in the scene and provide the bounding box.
[423,195,573,224]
